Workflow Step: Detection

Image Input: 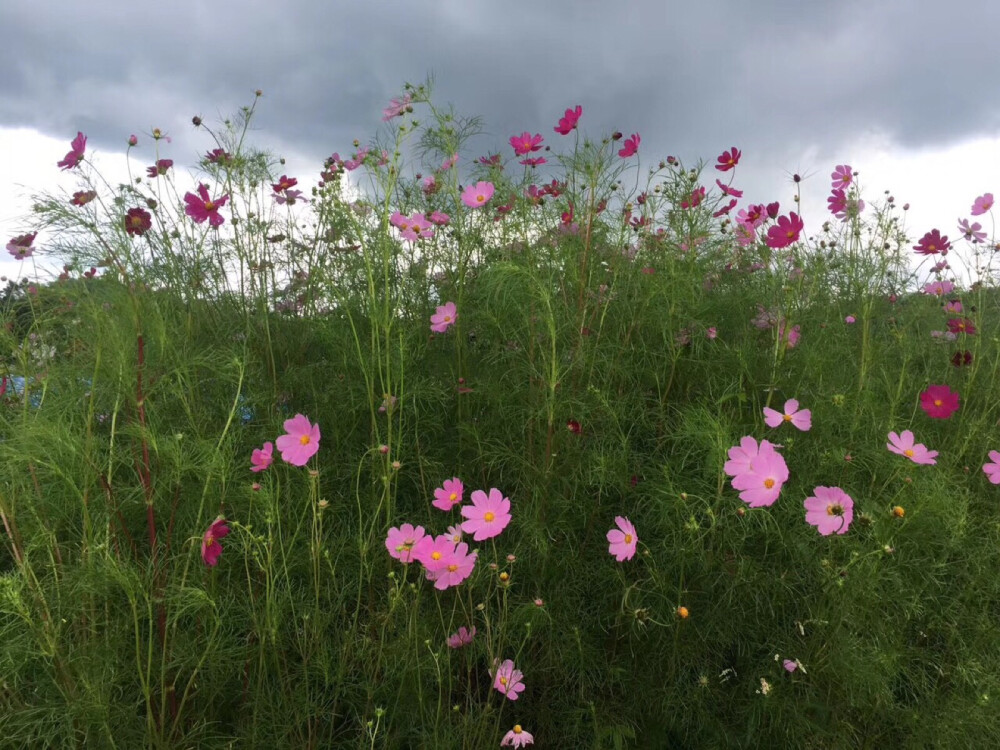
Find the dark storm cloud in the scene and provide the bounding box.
[2,0,999,179]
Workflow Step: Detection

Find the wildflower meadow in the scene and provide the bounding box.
[2,82,1000,748]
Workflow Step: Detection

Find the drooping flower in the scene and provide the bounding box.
[919,384,959,419]
[433,477,464,511]
[501,725,535,747]
[765,212,804,249]
[554,105,582,135]
[804,486,854,536]
[461,181,495,208]
[715,147,741,171]
[430,301,457,333]
[57,131,87,170]
[446,625,476,649]
[146,159,173,178]
[460,488,512,541]
[763,399,811,431]
[509,132,544,156]
[731,449,789,507]
[831,164,853,189]
[250,441,274,472]
[983,450,1000,484]
[951,350,973,367]
[716,179,744,197]
[606,516,638,561]
[201,518,230,567]
[124,208,152,237]
[385,523,428,564]
[887,430,938,465]
[6,233,37,259]
[618,133,640,158]
[958,218,987,243]
[275,413,321,466]
[492,659,526,701]
[184,184,229,227]
[913,229,950,256]
[971,193,994,216]
[947,317,976,335]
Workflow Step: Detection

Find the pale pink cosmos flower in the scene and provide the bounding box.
[250,441,274,472]
[385,523,428,564]
[606,516,638,561]
[844,315,856,324]
[430,301,457,333]
[275,413,321,466]
[763,399,811,431]
[461,488,512,541]
[492,659,526,700]
[401,212,434,241]
[971,193,994,216]
[783,659,799,673]
[887,430,938,465]
[201,518,230,566]
[441,153,458,170]
[446,625,476,649]
[429,542,477,589]
[724,436,781,478]
[57,131,87,170]
[804,486,854,536]
[944,299,963,313]
[501,725,535,747]
[731,450,789,507]
[923,280,955,296]
[831,165,853,189]
[429,210,450,225]
[390,211,410,230]
[958,218,987,243]
[983,450,1000,484]
[382,93,412,121]
[461,181,495,208]
[433,477,464,511]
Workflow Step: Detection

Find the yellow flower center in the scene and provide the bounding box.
[826,503,844,516]
[449,492,457,502]
[514,725,523,734]
[500,676,508,686]
[396,543,412,553]
[299,435,310,445]
[448,563,458,572]
[624,534,633,544]
[484,511,495,522]
[763,478,775,489]
[205,537,215,547]
[204,201,215,211]
[933,399,942,407]
[783,414,792,421]
[443,315,452,322]
[431,551,442,561]
[477,195,485,203]
[904,449,914,457]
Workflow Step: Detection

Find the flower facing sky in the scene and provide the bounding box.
[919,385,960,419]
[250,441,274,473]
[461,488,511,541]
[430,301,457,333]
[887,430,938,465]
[433,477,464,511]
[275,413,321,466]
[724,436,780,478]
[201,518,230,566]
[184,184,229,226]
[493,659,526,701]
[763,399,811,431]
[803,486,854,535]
[607,516,638,561]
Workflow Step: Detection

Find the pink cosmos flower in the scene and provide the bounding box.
[783,659,799,673]
[766,212,804,249]
[763,399,811,431]
[501,725,535,747]
[618,133,640,158]
[982,450,1000,484]
[446,625,476,649]
[382,93,412,121]
[606,516,638,561]
[779,321,801,349]
[716,179,744,197]
[205,148,232,165]
[492,659,526,700]
[713,198,738,217]
[275,413,321,466]
[510,132,544,156]
[554,105,582,135]
[971,193,994,216]
[390,211,410,230]
[804,486,854,536]
[57,131,87,170]
[715,147,741,171]
[429,210,450,225]
[201,518,230,566]
[947,317,976,335]
[913,229,950,256]
[429,542,477,589]
[445,524,463,544]
[430,301,457,333]
[844,315,856,324]
[250,441,273,472]
[923,280,955,296]
[461,488,512,541]
[274,189,305,205]
[519,157,547,167]
[958,218,987,243]
[440,153,458,170]
[6,233,37,259]
[724,436,780,477]
[271,175,298,193]
[945,299,963,313]
[412,533,456,572]
[385,523,428,564]
[184,184,229,227]
[146,159,173,178]
[919,384,959,419]
[831,165,853,189]
[401,212,434,242]
[731,448,789,507]
[124,208,152,237]
[433,477,464,511]
[71,190,97,207]
[887,430,938,464]
[461,181,495,208]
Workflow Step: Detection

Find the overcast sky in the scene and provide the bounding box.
[3,0,999,284]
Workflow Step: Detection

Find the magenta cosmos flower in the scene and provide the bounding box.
[715,146,741,171]
[766,212,804,249]
[947,318,976,335]
[492,659,526,701]
[250,441,273,472]
[6,233,37,259]
[763,399,811,431]
[913,229,950,256]
[804,486,854,536]
[887,430,938,465]
[618,133,640,158]
[461,181,495,208]
[430,301,457,333]
[275,413,321,466]
[554,105,582,135]
[607,516,638,561]
[385,523,428,564]
[146,159,173,178]
[57,131,87,170]
[433,477,464,511]
[201,518,230,566]
[919,385,959,419]
[731,448,789,508]
[501,725,535,747]
[461,488,511,541]
[510,131,544,156]
[446,625,476,649]
[983,450,1000,484]
[184,184,229,227]
[124,208,152,237]
[971,193,994,216]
